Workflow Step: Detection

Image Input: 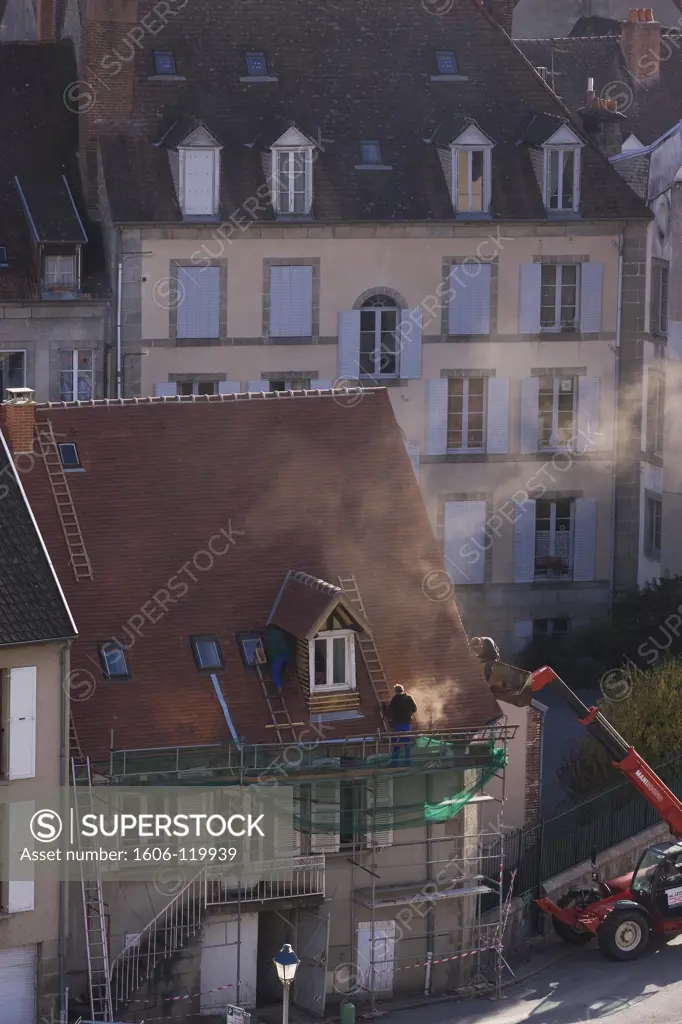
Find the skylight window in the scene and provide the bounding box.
[360,141,383,165]
[237,632,268,667]
[153,51,177,75]
[99,643,130,679]
[191,635,223,671]
[436,51,458,75]
[58,442,81,469]
[245,51,268,76]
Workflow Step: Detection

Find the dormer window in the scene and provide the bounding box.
[450,124,493,216]
[176,125,222,218]
[309,630,356,693]
[542,125,583,214]
[44,254,77,290]
[271,127,315,216]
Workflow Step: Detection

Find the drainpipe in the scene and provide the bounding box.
[59,639,72,1024]
[609,231,624,611]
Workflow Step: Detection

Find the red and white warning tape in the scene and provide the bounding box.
[395,942,500,971]
[124,982,235,1004]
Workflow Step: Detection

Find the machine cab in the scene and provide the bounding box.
[631,842,682,920]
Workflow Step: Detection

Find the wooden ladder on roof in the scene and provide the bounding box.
[35,420,93,581]
[338,574,391,727]
[69,709,84,763]
[256,665,305,744]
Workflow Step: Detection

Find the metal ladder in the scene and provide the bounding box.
[35,420,93,581]
[338,575,392,725]
[72,757,113,1021]
[69,709,84,763]
[257,664,304,743]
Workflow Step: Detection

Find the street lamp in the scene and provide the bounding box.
[273,944,299,1024]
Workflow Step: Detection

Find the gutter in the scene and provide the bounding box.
[59,639,72,1023]
[609,231,624,609]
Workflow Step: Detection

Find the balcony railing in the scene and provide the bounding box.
[205,854,325,906]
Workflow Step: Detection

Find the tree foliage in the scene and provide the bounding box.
[557,658,682,803]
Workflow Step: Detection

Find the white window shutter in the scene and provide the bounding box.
[520,377,540,454]
[310,780,341,853]
[513,621,533,653]
[218,381,240,395]
[449,265,471,335]
[444,500,486,585]
[338,310,361,380]
[182,149,216,216]
[426,379,448,455]
[155,382,178,397]
[270,266,291,336]
[577,376,600,452]
[176,266,220,339]
[7,800,35,912]
[247,380,269,392]
[486,377,509,454]
[580,263,603,334]
[513,499,536,583]
[366,777,393,847]
[275,786,302,856]
[399,309,422,378]
[316,380,333,390]
[270,266,313,337]
[8,667,36,780]
[449,265,491,336]
[404,441,419,480]
[573,497,597,582]
[519,264,542,333]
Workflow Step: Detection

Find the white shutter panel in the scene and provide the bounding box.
[338,310,361,380]
[177,266,220,339]
[0,946,36,1018]
[154,382,178,397]
[275,786,302,856]
[470,263,492,335]
[270,266,291,337]
[580,263,603,334]
[218,381,240,395]
[513,621,533,653]
[519,264,542,333]
[7,801,35,912]
[310,780,340,853]
[404,441,419,481]
[513,499,536,583]
[641,371,649,453]
[573,497,597,582]
[183,149,215,215]
[289,266,314,336]
[399,309,422,378]
[8,667,36,780]
[449,265,471,335]
[486,377,509,454]
[426,379,448,455]
[357,921,396,993]
[366,777,393,847]
[246,380,269,392]
[444,500,486,586]
[577,376,600,452]
[520,377,540,454]
[315,380,333,390]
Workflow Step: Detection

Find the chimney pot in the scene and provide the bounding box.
[628,8,639,20]
[2,389,36,455]
[645,7,654,18]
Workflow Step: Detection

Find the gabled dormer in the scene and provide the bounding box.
[450,123,494,216]
[542,123,583,214]
[269,126,315,217]
[157,119,222,219]
[14,175,87,300]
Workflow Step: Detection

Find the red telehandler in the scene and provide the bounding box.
[486,661,682,961]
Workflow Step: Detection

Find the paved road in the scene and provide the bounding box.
[378,937,682,1024]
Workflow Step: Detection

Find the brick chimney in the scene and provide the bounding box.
[2,390,37,455]
[35,0,55,39]
[621,8,661,83]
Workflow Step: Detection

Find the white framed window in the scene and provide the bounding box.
[446,377,486,451]
[534,498,573,579]
[177,380,217,396]
[359,295,399,377]
[645,496,662,559]
[538,376,575,449]
[44,254,77,289]
[179,147,220,216]
[652,264,669,335]
[453,148,491,214]
[540,264,579,330]
[646,370,665,454]
[59,350,94,401]
[545,147,580,212]
[274,149,313,215]
[309,630,356,693]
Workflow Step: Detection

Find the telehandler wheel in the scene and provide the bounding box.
[597,909,650,961]
[551,892,598,945]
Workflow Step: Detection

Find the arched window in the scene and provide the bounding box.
[360,294,399,377]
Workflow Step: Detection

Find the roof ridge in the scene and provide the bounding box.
[37,388,382,410]
[290,570,341,595]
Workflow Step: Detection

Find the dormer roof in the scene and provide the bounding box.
[156,118,222,150]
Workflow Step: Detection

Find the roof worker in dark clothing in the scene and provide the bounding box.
[388,684,417,766]
[470,636,500,683]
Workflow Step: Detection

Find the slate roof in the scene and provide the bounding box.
[517,32,682,145]
[0,40,103,299]
[0,429,75,646]
[94,0,647,223]
[16,390,502,761]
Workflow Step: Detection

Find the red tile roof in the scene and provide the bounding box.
[16,390,501,761]
[268,570,370,640]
